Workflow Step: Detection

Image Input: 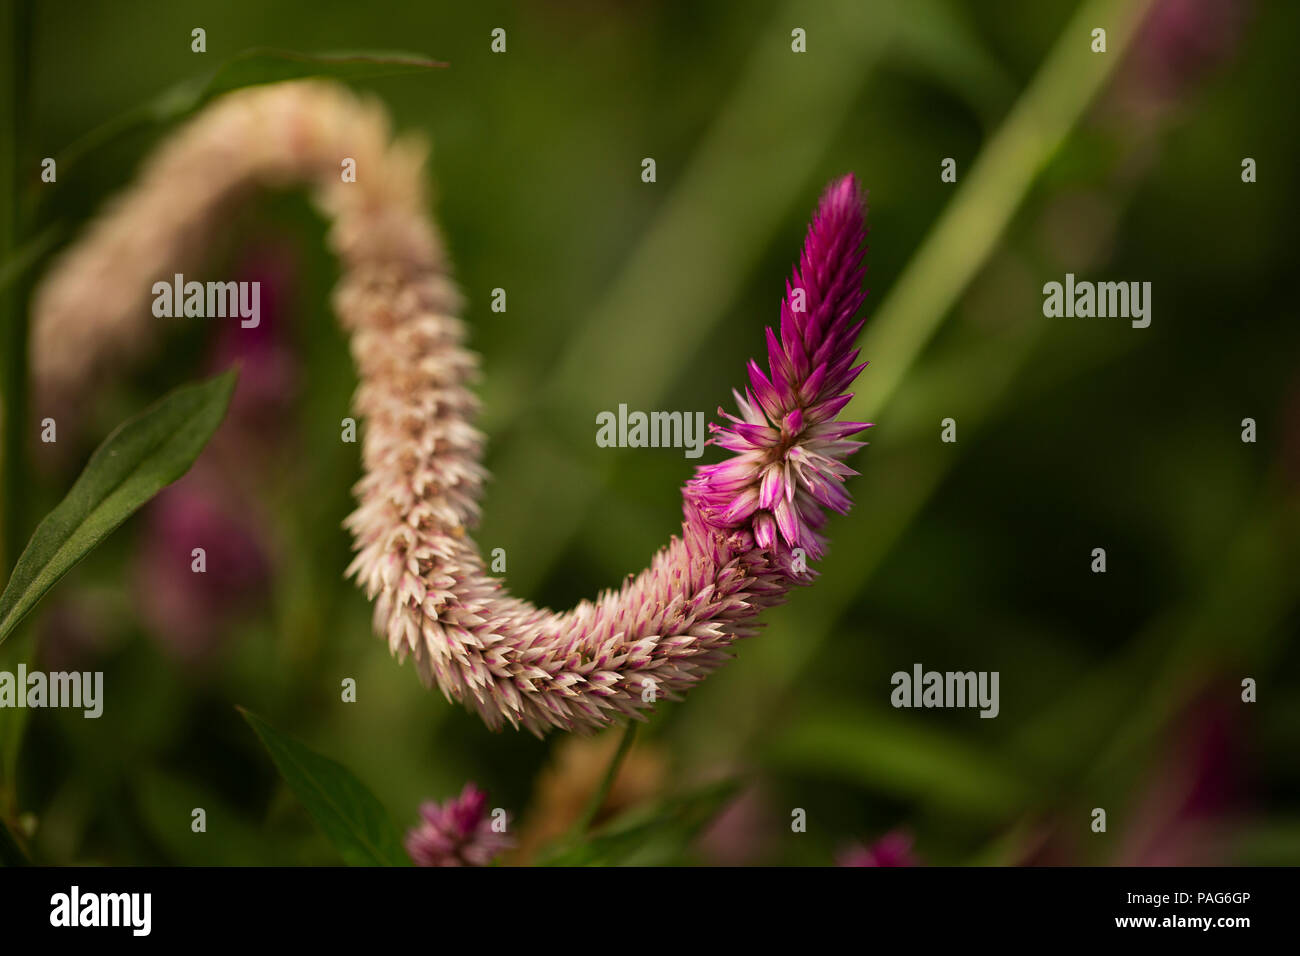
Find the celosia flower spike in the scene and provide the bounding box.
[29,82,873,736]
[686,174,872,563]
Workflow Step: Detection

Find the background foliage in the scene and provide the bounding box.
[1,0,1297,866]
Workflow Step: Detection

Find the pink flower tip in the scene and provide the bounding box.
[685,173,870,562]
[404,783,515,867]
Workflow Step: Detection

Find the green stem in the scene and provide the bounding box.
[571,722,637,837]
[1,0,32,577]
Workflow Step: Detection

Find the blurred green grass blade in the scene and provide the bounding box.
[538,779,739,867]
[0,369,237,646]
[531,0,894,423]
[54,48,446,176]
[805,0,1149,651]
[239,708,408,867]
[765,707,1031,819]
[846,0,1154,426]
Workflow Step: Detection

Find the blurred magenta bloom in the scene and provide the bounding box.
[135,243,299,661]
[1124,0,1250,107]
[838,830,918,867]
[1116,687,1248,866]
[696,785,773,866]
[135,480,270,660]
[405,784,514,867]
[209,243,300,434]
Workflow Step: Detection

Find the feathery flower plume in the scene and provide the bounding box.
[29,81,871,735]
[405,783,513,867]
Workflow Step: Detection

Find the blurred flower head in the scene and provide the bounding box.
[134,479,270,661]
[209,242,300,438]
[405,784,514,867]
[1119,0,1250,114]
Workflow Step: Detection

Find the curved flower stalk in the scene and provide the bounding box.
[29,81,870,735]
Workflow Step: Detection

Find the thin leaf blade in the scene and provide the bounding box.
[0,370,236,645]
[239,708,407,867]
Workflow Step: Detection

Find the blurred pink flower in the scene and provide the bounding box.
[208,243,300,437]
[135,481,270,660]
[1118,0,1251,114]
[405,784,514,867]
[134,243,299,661]
[1136,0,1249,99]
[1116,687,1248,866]
[838,830,918,867]
[695,785,773,866]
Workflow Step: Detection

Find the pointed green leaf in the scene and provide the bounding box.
[239,708,408,867]
[0,370,236,646]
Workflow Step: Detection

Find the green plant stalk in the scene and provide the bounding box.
[0,0,33,845]
[1,0,32,577]
[570,722,638,839]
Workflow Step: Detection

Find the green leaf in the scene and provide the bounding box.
[239,708,407,867]
[0,370,236,646]
[55,48,446,176]
[538,779,740,866]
